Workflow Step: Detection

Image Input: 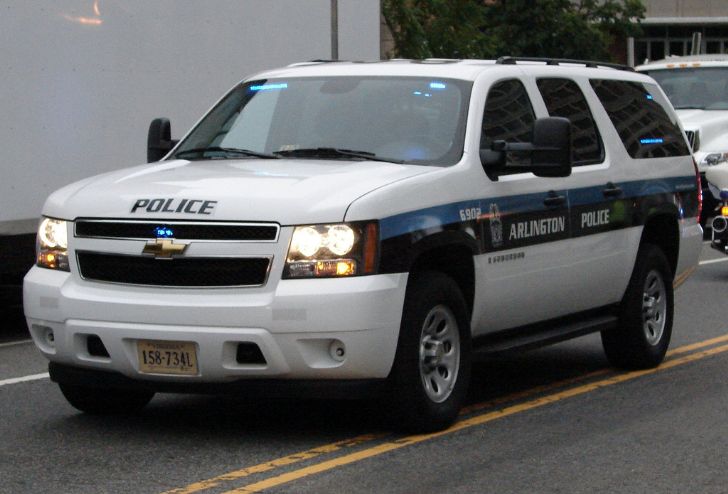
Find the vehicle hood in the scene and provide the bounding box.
[676,109,728,157]
[676,109,728,128]
[705,162,728,191]
[44,159,434,224]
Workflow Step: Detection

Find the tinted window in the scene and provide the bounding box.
[590,79,690,159]
[482,79,535,167]
[537,78,603,165]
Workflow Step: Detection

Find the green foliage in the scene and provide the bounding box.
[382,0,645,62]
[382,0,495,58]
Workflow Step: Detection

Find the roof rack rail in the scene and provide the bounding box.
[286,59,347,67]
[496,56,634,72]
[415,58,461,64]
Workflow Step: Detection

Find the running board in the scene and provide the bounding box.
[473,313,618,358]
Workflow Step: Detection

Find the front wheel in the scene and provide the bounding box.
[602,244,674,369]
[59,384,154,415]
[387,271,471,432]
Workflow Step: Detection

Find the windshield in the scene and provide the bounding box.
[645,67,728,110]
[172,77,471,165]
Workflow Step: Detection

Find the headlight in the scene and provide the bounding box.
[703,152,728,166]
[37,217,70,271]
[284,222,378,278]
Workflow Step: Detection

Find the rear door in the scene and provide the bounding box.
[534,76,632,310]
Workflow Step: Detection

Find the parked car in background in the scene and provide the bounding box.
[637,54,728,225]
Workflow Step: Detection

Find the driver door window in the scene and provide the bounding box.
[481,79,536,170]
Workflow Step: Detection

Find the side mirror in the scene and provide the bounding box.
[147,118,178,163]
[480,117,572,180]
[530,117,572,178]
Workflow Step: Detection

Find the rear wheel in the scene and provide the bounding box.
[59,384,154,415]
[388,271,471,432]
[602,244,673,369]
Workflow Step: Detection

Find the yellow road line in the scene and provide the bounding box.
[221,343,728,494]
[166,371,609,494]
[463,331,728,417]
[673,266,696,289]
[164,333,728,494]
[667,332,728,355]
[460,368,609,416]
[160,434,384,494]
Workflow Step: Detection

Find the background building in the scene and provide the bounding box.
[631,1,728,64]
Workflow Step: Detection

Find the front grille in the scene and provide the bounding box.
[77,252,270,287]
[75,220,279,241]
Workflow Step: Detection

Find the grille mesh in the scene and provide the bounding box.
[77,252,270,287]
[75,221,278,241]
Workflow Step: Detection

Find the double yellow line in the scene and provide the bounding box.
[163,333,728,494]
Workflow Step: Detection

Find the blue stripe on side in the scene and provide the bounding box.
[380,176,695,241]
[380,202,466,241]
[569,176,696,206]
[379,189,563,241]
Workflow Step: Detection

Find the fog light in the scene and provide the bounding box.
[35,326,56,348]
[329,340,346,362]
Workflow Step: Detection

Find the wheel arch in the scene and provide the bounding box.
[640,211,679,279]
[405,232,477,319]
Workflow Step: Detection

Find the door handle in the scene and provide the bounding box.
[543,192,566,207]
[603,182,623,198]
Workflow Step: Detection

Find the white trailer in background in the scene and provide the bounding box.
[0,0,380,305]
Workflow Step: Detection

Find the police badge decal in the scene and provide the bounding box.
[489,203,503,248]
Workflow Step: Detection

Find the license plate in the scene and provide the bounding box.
[137,340,198,375]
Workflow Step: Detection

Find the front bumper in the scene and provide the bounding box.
[24,266,408,382]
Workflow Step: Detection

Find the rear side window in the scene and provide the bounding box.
[536,78,603,165]
[590,79,690,159]
[482,79,535,168]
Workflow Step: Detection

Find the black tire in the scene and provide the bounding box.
[602,243,674,369]
[387,271,471,432]
[59,384,154,415]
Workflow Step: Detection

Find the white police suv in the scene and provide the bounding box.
[24,57,703,431]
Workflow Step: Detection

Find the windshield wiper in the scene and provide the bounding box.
[673,105,705,110]
[274,147,404,164]
[175,146,280,160]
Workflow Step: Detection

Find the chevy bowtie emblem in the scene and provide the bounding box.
[142,239,189,259]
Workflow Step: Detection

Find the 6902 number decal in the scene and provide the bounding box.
[459,207,482,222]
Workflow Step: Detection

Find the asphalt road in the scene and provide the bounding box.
[1,243,727,494]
